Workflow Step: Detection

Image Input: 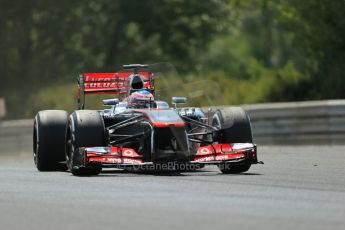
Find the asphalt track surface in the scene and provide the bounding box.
[1,146,345,230]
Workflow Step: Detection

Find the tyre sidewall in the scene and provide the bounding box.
[66,110,105,175]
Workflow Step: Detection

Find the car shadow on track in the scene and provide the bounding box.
[92,169,263,177]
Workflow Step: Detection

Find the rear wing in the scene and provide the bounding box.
[77,68,154,109]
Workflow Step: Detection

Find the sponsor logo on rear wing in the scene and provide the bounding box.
[81,72,151,94]
[77,71,153,109]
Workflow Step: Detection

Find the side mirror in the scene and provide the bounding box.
[172,97,187,108]
[102,98,119,106]
[155,101,170,109]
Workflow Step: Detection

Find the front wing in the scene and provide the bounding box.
[73,143,258,169]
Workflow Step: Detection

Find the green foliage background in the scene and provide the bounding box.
[1,0,344,119]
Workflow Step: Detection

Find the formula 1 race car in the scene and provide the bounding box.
[33,63,260,176]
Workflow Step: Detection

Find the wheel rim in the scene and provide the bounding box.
[65,125,73,169]
[212,112,224,144]
[212,113,221,129]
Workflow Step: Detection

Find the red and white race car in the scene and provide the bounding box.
[33,64,261,176]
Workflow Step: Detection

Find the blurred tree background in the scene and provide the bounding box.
[0,0,344,119]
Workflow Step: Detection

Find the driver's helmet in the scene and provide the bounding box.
[128,90,154,108]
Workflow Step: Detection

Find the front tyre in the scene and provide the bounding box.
[66,110,105,176]
[218,161,252,174]
[212,107,253,174]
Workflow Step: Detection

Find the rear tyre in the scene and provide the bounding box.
[33,110,68,171]
[212,107,253,174]
[66,110,105,176]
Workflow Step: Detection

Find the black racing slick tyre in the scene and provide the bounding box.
[212,107,253,174]
[218,161,252,174]
[33,110,68,171]
[66,110,105,176]
[212,107,253,143]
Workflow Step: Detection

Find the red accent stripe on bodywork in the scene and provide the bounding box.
[134,109,185,128]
